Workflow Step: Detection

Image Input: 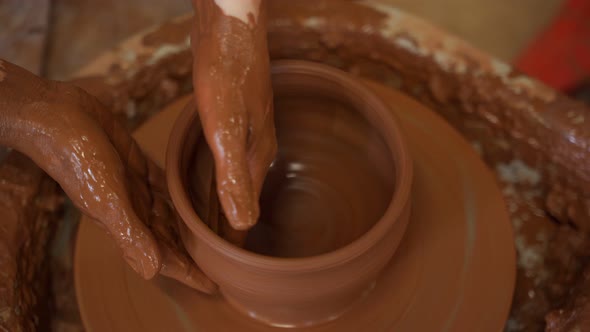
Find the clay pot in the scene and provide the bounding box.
[166,60,413,327]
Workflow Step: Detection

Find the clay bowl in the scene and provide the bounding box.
[166,60,413,328]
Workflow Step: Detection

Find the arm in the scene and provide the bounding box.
[191,0,276,231]
[0,59,215,293]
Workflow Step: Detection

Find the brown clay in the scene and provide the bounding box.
[2,1,587,330]
[67,4,590,328]
[75,72,515,331]
[168,61,413,326]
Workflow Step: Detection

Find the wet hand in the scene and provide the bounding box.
[0,59,216,294]
[191,0,276,230]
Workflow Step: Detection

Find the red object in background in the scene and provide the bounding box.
[515,0,590,92]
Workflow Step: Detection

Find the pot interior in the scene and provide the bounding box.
[186,69,396,258]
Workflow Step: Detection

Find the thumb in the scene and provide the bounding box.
[78,160,162,279]
[65,174,162,278]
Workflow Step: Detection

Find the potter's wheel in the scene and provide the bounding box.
[74,80,516,331]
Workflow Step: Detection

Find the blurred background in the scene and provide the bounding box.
[2,0,588,102]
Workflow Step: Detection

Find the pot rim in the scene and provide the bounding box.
[166,60,413,273]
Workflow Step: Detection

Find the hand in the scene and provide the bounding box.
[0,59,216,293]
[191,0,276,230]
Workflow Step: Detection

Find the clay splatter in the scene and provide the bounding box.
[146,37,191,66]
[302,17,325,29]
[360,0,556,102]
[496,160,541,185]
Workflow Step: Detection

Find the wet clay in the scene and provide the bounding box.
[75,77,514,331]
[66,3,590,329]
[191,0,276,231]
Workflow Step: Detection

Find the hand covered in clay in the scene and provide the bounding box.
[191,0,276,230]
[0,59,216,294]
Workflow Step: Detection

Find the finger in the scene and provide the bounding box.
[84,107,163,280]
[71,117,162,280]
[114,209,162,280]
[208,178,248,246]
[76,153,161,280]
[196,86,260,230]
[159,245,217,294]
[67,151,162,280]
[210,131,259,230]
